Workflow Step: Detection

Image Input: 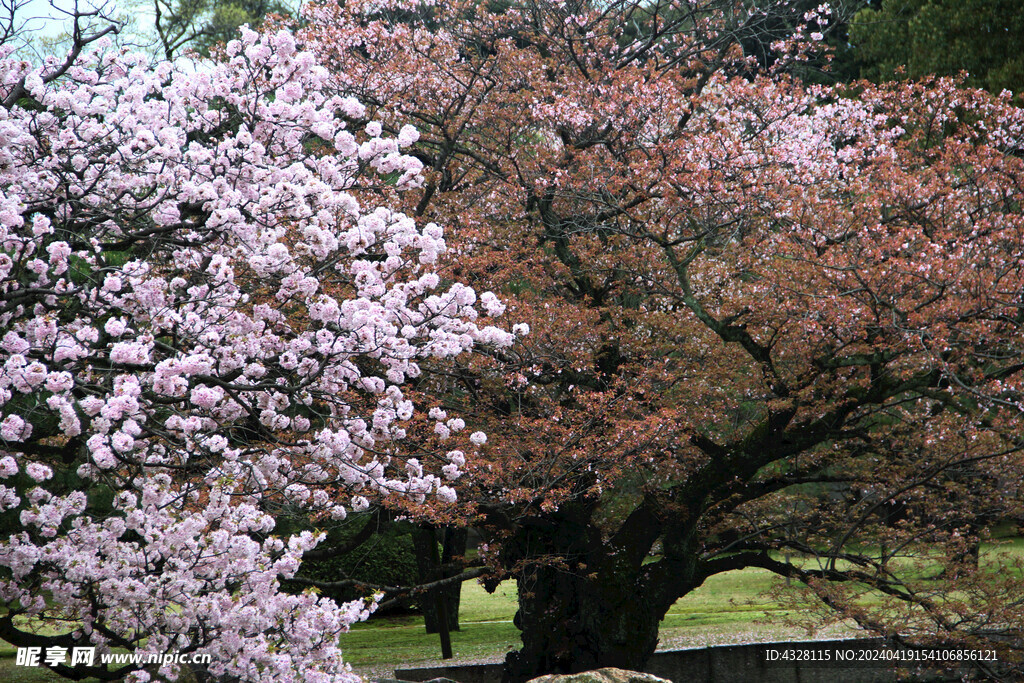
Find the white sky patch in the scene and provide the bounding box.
[5,0,302,65]
[7,0,159,59]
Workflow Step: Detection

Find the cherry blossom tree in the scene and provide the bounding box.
[296,0,1024,679]
[0,8,514,681]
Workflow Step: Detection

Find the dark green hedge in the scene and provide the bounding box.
[288,515,421,612]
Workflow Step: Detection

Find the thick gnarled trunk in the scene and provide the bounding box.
[496,500,684,683]
[503,563,661,682]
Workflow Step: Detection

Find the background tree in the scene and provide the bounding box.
[849,0,1024,96]
[297,0,1024,679]
[284,511,469,636]
[153,0,293,58]
[0,8,514,680]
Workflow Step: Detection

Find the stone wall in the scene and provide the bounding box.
[394,638,971,683]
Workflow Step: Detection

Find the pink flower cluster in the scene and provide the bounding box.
[0,25,514,682]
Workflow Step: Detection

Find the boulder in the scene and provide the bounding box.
[527,668,671,683]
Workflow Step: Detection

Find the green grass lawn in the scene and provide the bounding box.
[346,536,1024,676]
[341,566,857,677]
[0,656,108,683]
[0,614,109,683]
[0,662,94,683]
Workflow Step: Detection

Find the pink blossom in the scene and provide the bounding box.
[1,415,30,442]
[110,432,135,453]
[0,457,18,478]
[1,332,29,355]
[24,463,51,482]
[0,21,522,680]
[397,124,419,146]
[479,291,505,316]
[44,371,74,393]
[189,385,224,409]
[102,274,122,292]
[104,318,128,337]
[109,341,151,365]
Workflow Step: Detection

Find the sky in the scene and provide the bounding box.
[16,0,129,35]
[10,0,157,56]
[9,0,306,61]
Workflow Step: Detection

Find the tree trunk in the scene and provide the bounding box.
[440,526,467,624]
[412,525,465,633]
[502,562,660,683]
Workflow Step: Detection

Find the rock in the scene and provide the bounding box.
[526,668,671,683]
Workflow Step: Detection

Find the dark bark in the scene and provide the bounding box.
[498,499,681,683]
[503,563,662,683]
[440,526,468,624]
[413,525,466,634]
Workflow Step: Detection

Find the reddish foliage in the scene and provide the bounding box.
[293,0,1024,677]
